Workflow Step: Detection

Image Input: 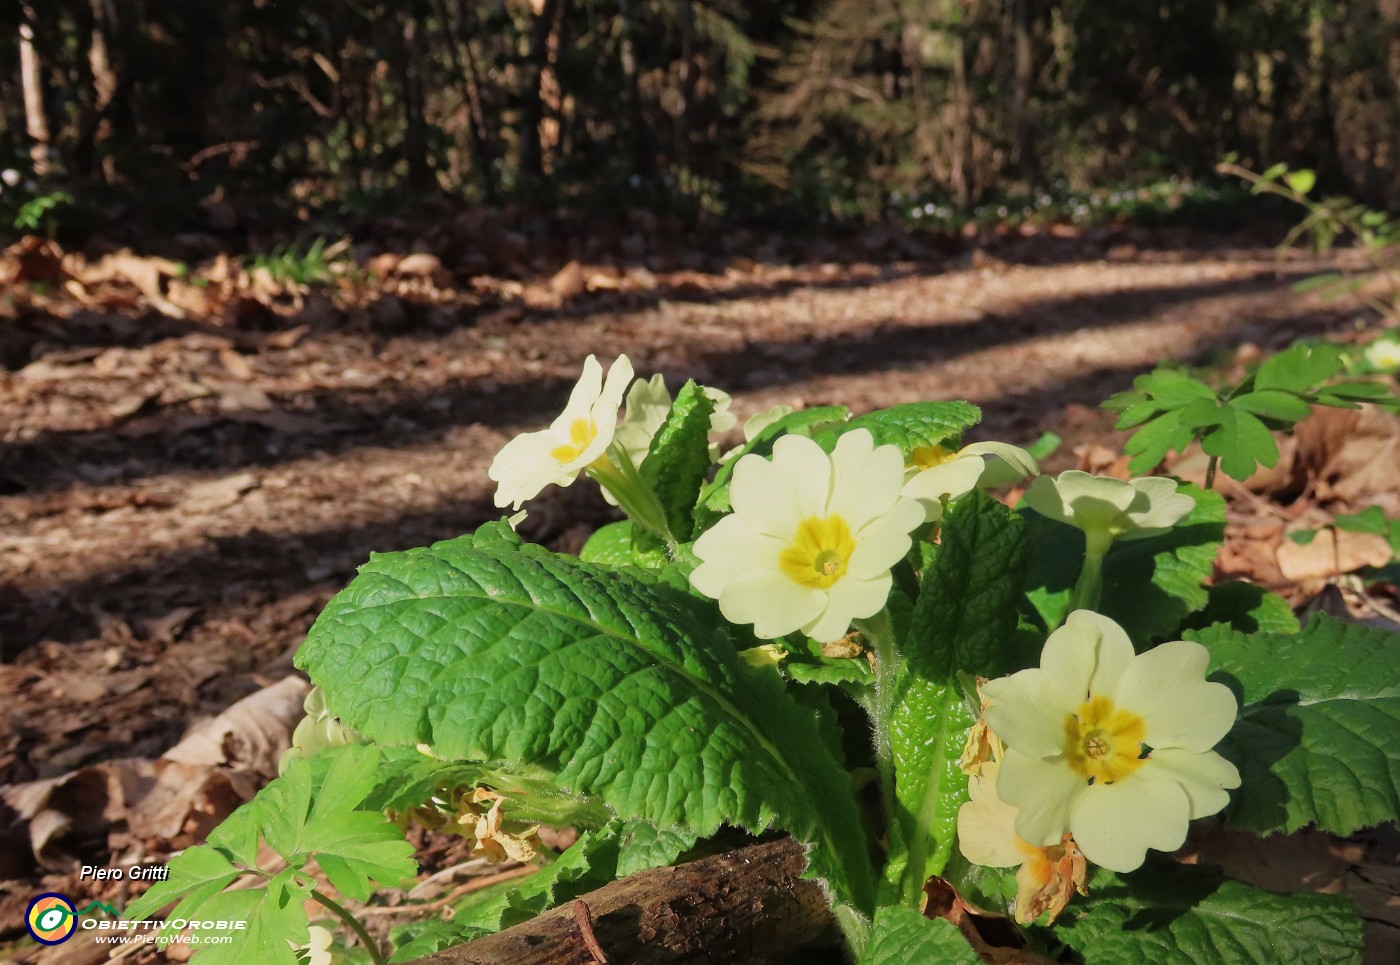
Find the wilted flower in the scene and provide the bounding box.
[690,430,923,641]
[981,610,1239,873]
[957,760,1089,923]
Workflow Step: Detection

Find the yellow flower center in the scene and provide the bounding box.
[1062,695,1147,784]
[779,515,856,589]
[550,418,598,465]
[909,445,958,470]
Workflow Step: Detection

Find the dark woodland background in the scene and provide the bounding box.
[4,0,1400,233]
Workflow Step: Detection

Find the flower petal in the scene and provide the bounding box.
[902,457,986,520]
[551,354,604,431]
[962,441,1039,486]
[1122,476,1195,536]
[998,749,1085,847]
[1113,641,1237,750]
[1138,748,1240,819]
[958,770,1028,868]
[1041,610,1135,709]
[982,669,1067,759]
[718,569,824,640]
[488,430,576,509]
[829,430,905,522]
[690,518,786,599]
[729,450,808,539]
[845,497,923,580]
[1069,778,1190,873]
[810,574,891,641]
[771,433,836,518]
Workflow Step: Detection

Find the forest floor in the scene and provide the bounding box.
[3,219,1400,963]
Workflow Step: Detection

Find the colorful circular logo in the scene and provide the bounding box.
[25,893,76,945]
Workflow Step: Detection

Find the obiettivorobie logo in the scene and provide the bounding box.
[24,893,118,945]
[24,886,246,950]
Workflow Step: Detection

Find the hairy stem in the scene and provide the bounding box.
[856,610,900,837]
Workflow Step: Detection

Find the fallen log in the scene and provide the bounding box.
[406,837,841,965]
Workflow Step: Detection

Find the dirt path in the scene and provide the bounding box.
[0,236,1358,787]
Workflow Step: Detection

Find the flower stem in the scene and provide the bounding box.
[589,453,679,556]
[311,889,386,965]
[1204,455,1219,491]
[856,610,900,836]
[1062,535,1109,622]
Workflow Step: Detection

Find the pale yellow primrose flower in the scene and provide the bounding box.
[958,760,1088,924]
[690,429,924,642]
[902,441,1039,522]
[1024,470,1193,555]
[488,354,634,510]
[613,375,736,470]
[1364,338,1400,373]
[981,610,1240,873]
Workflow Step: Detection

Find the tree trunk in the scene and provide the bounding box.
[519,0,562,182]
[439,0,498,200]
[1012,0,1036,190]
[400,5,432,190]
[19,4,50,177]
[405,837,840,965]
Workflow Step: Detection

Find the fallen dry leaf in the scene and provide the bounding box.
[1276,528,1394,582]
[163,675,309,777]
[181,471,261,512]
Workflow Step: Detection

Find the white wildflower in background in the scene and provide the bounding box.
[1363,338,1400,373]
[1024,470,1194,555]
[981,610,1239,873]
[488,354,634,510]
[690,429,923,642]
[957,760,1088,924]
[902,441,1039,522]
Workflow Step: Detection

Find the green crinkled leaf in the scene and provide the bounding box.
[414,818,694,953]
[579,520,637,566]
[1190,615,1400,836]
[905,491,1030,681]
[615,819,699,877]
[1182,581,1301,635]
[858,907,979,965]
[297,531,876,912]
[1045,861,1362,965]
[884,678,976,905]
[453,825,623,935]
[641,380,714,542]
[886,492,1028,905]
[694,405,848,526]
[813,401,981,457]
[1024,482,1224,643]
[390,919,484,963]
